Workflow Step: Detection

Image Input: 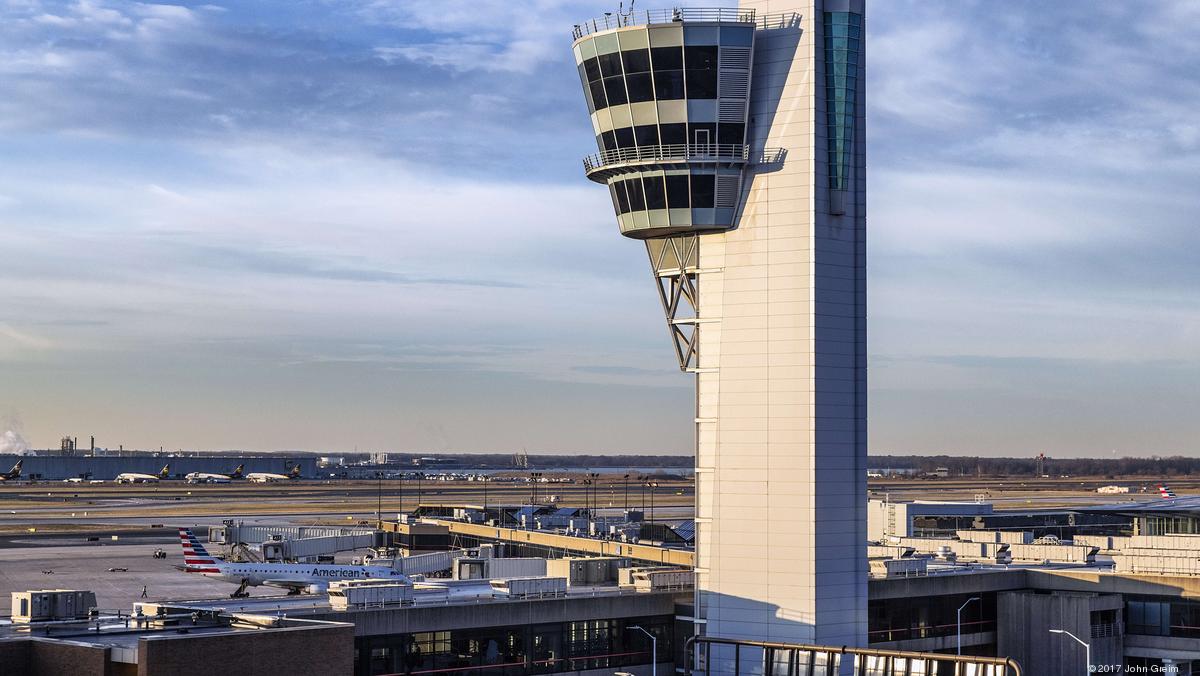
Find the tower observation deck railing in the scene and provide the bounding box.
[582,143,747,181]
[572,8,756,40]
[583,144,785,182]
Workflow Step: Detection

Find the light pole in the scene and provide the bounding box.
[956,596,980,655]
[416,472,424,513]
[585,472,599,522]
[529,472,542,507]
[629,625,657,676]
[1049,628,1090,676]
[623,473,630,514]
[375,472,383,525]
[581,477,592,516]
[646,481,659,524]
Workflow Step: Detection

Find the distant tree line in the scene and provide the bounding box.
[870,454,1200,477]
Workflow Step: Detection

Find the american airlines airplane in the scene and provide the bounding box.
[245,465,301,483]
[176,528,407,596]
[115,464,171,484]
[1160,484,1178,499]
[185,465,244,484]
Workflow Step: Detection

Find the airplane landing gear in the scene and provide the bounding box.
[286,587,302,596]
[230,579,250,598]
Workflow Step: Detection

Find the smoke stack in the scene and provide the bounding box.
[90,436,95,453]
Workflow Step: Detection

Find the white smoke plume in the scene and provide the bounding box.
[0,430,29,455]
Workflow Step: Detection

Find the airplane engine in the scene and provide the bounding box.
[305,583,327,594]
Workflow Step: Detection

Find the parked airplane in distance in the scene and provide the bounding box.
[115,464,171,484]
[245,466,301,483]
[175,528,406,596]
[185,464,244,484]
[1160,484,1178,499]
[0,460,23,481]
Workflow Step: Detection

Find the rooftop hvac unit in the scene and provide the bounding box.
[489,577,567,599]
[11,589,97,623]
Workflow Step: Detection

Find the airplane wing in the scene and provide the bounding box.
[262,579,324,593]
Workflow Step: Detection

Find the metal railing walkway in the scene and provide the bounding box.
[691,636,1023,676]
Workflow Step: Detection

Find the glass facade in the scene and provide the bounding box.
[1126,596,1200,638]
[1139,514,1200,535]
[610,172,724,213]
[352,615,672,676]
[823,12,861,192]
[605,167,742,237]
[577,26,753,115]
[869,593,995,644]
[574,21,755,237]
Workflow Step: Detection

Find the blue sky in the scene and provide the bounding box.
[0,1,1197,457]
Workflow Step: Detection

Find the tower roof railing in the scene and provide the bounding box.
[572,8,756,40]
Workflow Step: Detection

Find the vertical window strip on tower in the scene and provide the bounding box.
[822,12,861,191]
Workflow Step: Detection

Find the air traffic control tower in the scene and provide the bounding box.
[571,1,867,647]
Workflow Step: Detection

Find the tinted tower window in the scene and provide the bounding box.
[659,123,687,146]
[589,80,607,111]
[690,174,715,208]
[634,125,659,147]
[583,57,602,82]
[665,175,690,209]
[598,52,623,77]
[603,76,627,106]
[650,46,683,69]
[650,46,685,101]
[622,49,651,73]
[643,176,667,210]
[626,72,654,103]
[653,70,685,100]
[625,177,646,212]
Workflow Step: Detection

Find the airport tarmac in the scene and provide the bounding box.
[0,538,295,615]
[0,477,696,526]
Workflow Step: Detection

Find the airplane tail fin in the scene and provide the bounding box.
[1160,484,1177,498]
[288,465,301,479]
[178,528,221,566]
[159,464,170,478]
[231,464,244,479]
[12,460,22,474]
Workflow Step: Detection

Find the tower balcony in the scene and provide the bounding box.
[582,143,750,183]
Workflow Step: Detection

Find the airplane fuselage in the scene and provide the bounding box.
[196,562,407,588]
[185,473,231,484]
[115,474,160,484]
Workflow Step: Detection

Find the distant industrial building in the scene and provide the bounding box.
[0,453,315,481]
